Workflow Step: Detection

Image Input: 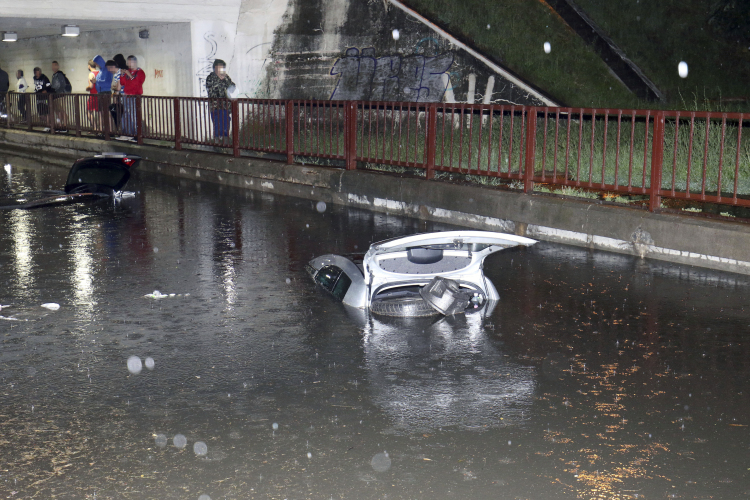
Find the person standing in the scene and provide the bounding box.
[50,61,71,133]
[85,60,100,131]
[16,70,28,121]
[33,67,53,129]
[0,65,9,118]
[110,54,127,136]
[118,55,145,140]
[205,59,235,141]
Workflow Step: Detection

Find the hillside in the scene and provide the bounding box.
[403,0,750,111]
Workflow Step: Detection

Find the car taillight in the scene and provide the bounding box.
[122,157,136,166]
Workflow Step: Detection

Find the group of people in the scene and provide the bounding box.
[89,54,145,140]
[0,56,235,141]
[0,54,144,140]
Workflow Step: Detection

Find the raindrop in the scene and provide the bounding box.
[392,29,400,41]
[272,423,279,430]
[307,452,312,458]
[198,495,211,500]
[544,42,551,54]
[306,224,309,228]
[41,303,60,311]
[285,278,291,284]
[507,440,512,445]
[173,434,187,449]
[127,356,143,375]
[145,357,155,370]
[194,441,208,456]
[316,201,327,213]
[486,24,491,29]
[678,61,688,78]
[155,433,167,448]
[371,452,391,472]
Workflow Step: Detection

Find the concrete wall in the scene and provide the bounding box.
[4,0,552,104]
[253,0,551,105]
[0,24,193,96]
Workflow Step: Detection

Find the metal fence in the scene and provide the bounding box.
[1,92,748,213]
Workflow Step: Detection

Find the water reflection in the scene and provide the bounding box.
[355,304,536,432]
[70,214,96,315]
[10,208,34,296]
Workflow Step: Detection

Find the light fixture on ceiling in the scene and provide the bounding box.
[62,25,80,37]
[3,32,18,42]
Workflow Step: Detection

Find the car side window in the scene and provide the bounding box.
[315,265,352,301]
[315,266,342,292]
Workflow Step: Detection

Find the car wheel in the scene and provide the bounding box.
[370,296,440,317]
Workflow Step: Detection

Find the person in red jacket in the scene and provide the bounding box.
[118,55,145,139]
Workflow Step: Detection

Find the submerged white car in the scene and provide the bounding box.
[307,231,537,316]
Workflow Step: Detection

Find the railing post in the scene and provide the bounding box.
[103,94,111,140]
[174,97,181,150]
[649,111,665,212]
[232,99,240,157]
[425,103,437,180]
[285,100,294,164]
[74,94,81,137]
[47,94,54,134]
[344,101,357,170]
[26,94,32,132]
[136,96,143,145]
[523,106,537,193]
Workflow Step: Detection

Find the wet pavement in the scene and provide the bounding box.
[1,160,749,499]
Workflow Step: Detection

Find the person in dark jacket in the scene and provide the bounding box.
[33,67,53,124]
[205,59,235,140]
[50,61,70,133]
[0,65,9,117]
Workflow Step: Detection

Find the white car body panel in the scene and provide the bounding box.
[309,231,537,309]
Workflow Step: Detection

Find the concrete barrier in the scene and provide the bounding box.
[3,128,750,275]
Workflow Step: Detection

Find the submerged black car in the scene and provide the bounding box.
[1,152,141,209]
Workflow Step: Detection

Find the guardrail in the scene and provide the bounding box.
[1,92,748,214]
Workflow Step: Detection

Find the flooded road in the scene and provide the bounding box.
[1,160,749,499]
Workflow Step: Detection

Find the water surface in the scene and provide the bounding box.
[1,160,748,499]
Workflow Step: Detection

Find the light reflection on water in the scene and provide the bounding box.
[0,159,749,499]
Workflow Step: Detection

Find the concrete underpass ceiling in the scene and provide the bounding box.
[0,18,177,40]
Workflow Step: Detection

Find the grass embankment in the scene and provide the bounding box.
[402,0,750,112]
[403,0,638,109]
[350,110,750,198]
[573,0,750,111]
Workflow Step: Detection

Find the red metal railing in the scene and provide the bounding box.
[1,92,748,214]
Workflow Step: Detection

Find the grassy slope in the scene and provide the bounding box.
[573,0,750,111]
[403,0,750,111]
[403,0,640,109]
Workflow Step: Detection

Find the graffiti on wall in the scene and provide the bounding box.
[329,47,454,102]
[196,32,218,97]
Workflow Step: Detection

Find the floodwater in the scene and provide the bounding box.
[1,159,749,500]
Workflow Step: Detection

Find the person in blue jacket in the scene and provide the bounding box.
[93,55,113,94]
[93,55,115,135]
